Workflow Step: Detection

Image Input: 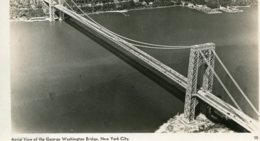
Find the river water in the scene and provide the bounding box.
[11,7,258,133]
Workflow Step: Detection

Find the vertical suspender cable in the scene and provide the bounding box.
[212,50,259,115]
[62,0,259,115]
[199,50,243,112]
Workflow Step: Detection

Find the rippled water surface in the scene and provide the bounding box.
[11,6,258,132]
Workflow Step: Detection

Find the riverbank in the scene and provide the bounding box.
[86,3,248,16]
[78,0,252,16]
[10,16,49,22]
[10,0,253,22]
[183,3,222,14]
[219,6,243,13]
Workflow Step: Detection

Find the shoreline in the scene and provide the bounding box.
[10,17,49,22]
[89,4,221,15]
[11,5,181,21]
[10,16,60,22]
[10,3,251,22]
[88,5,181,15]
[86,3,251,15]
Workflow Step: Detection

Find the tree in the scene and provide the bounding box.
[219,0,232,6]
[194,0,206,5]
[205,0,220,8]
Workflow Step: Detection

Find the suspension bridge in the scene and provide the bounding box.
[44,0,258,132]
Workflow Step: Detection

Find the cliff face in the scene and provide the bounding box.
[10,0,48,20]
[155,113,235,133]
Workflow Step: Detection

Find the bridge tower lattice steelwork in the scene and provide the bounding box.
[184,43,215,122]
[59,0,64,20]
[49,0,55,21]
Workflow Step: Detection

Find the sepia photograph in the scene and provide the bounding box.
[4,0,259,136]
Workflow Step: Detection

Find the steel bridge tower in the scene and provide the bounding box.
[184,43,215,122]
[49,0,55,21]
[58,0,64,20]
[49,0,65,21]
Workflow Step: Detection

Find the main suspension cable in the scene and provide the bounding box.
[63,0,259,115]
[67,0,193,49]
[199,50,243,112]
[63,0,74,11]
[213,50,259,115]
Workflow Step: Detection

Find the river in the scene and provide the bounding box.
[10,6,258,133]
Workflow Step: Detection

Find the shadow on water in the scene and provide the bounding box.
[61,15,256,132]
[64,17,186,102]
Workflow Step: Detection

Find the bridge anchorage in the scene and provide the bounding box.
[45,0,258,132]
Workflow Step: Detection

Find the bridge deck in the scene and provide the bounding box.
[44,1,258,132]
[54,4,188,88]
[196,90,258,132]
